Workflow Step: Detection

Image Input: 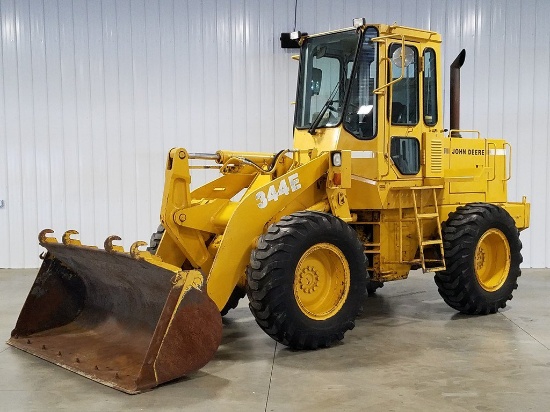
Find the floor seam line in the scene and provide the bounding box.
[502,313,550,350]
[264,342,277,412]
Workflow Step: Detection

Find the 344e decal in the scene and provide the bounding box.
[256,173,301,209]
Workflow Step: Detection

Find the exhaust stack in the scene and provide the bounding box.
[450,49,466,137]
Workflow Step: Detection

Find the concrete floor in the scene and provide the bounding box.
[1,268,549,411]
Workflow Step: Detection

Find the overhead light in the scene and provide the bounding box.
[353,18,366,28]
[280,31,307,49]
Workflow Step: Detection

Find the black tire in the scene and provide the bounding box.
[366,280,384,295]
[220,286,246,316]
[435,203,522,315]
[146,224,245,316]
[247,211,367,349]
[147,224,165,253]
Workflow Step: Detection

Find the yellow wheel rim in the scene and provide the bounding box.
[293,243,350,320]
[474,229,511,292]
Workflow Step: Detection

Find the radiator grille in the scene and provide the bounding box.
[430,140,443,173]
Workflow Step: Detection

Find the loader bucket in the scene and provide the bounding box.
[7,233,222,394]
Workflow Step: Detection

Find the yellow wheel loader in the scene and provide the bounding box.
[8,20,530,393]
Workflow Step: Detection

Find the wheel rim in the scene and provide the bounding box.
[474,228,511,292]
[293,243,350,320]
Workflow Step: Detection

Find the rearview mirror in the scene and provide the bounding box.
[310,68,322,95]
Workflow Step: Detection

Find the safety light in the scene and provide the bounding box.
[331,151,342,167]
[353,18,366,28]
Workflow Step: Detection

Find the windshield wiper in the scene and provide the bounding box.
[308,81,341,135]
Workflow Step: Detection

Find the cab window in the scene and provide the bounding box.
[343,27,379,140]
[423,48,438,126]
[389,44,419,125]
[295,31,359,129]
[391,137,420,175]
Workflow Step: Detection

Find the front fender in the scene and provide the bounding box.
[205,153,330,309]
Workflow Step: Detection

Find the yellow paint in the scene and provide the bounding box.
[293,243,350,320]
[475,229,511,292]
[134,23,529,308]
[206,154,330,309]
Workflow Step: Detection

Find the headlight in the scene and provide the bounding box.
[331,152,342,167]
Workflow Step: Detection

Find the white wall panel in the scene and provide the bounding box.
[0,0,548,267]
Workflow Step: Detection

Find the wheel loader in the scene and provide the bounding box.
[8,20,530,393]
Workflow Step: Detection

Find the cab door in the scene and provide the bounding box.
[386,42,422,179]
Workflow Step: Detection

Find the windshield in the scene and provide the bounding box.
[295,30,360,130]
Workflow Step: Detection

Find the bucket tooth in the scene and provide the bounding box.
[130,240,149,259]
[104,235,125,253]
[62,230,82,246]
[39,229,58,244]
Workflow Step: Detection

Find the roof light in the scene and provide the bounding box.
[353,18,366,28]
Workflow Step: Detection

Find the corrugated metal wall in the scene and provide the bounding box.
[0,0,547,268]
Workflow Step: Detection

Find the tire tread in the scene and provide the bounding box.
[247,211,367,349]
[434,203,522,315]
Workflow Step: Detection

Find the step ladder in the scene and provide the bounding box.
[403,186,446,273]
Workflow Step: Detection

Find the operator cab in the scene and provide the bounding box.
[293,21,443,182]
[294,27,378,140]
